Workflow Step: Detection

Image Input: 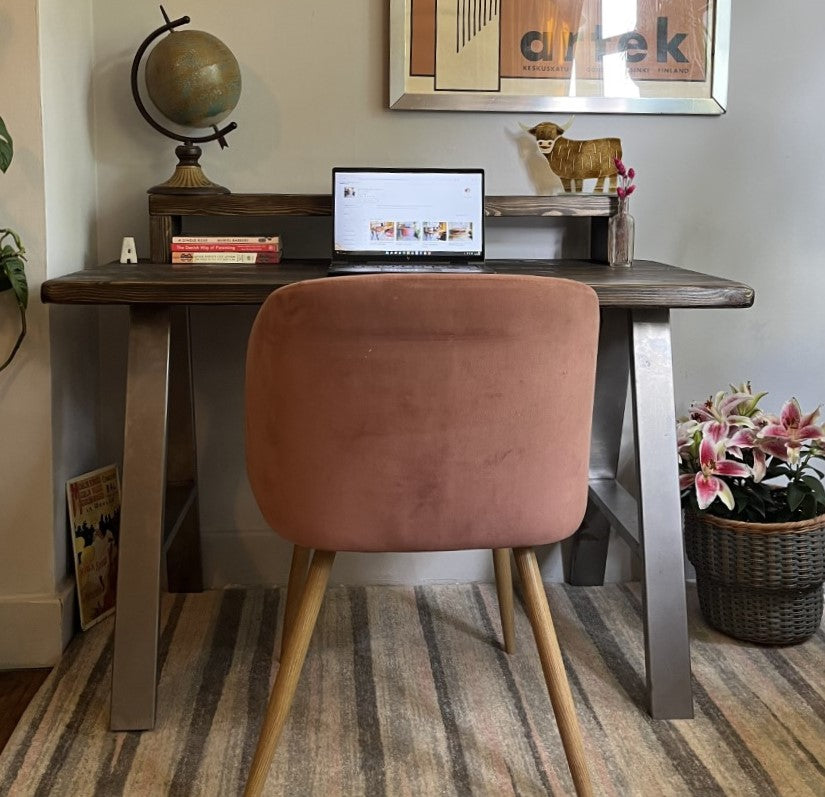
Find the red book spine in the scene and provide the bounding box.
[171,251,282,264]
[170,243,280,252]
[172,235,280,244]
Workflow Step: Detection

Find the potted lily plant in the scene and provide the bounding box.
[0,114,28,372]
[677,384,825,644]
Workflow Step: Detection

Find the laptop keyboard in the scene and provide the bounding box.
[329,263,488,274]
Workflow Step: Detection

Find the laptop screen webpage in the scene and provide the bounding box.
[332,168,485,262]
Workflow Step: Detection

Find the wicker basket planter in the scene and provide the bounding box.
[684,512,825,645]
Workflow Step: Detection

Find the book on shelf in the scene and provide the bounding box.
[171,251,282,264]
[172,235,280,245]
[66,465,121,631]
[171,242,280,252]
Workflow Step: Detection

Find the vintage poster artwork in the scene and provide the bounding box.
[396,0,726,112]
[67,465,121,630]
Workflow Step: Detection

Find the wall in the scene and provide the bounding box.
[40,0,99,639]
[0,0,63,668]
[0,0,97,668]
[0,0,54,665]
[659,6,823,410]
[89,2,823,586]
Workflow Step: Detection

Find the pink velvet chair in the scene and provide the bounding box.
[243,274,599,796]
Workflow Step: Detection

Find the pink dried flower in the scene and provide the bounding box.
[615,160,636,200]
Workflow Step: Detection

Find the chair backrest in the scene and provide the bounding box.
[245,274,599,553]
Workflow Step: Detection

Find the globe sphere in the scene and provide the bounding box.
[145,29,241,129]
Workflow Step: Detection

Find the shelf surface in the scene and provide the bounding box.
[148,193,618,218]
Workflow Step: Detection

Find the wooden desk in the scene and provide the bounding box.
[41,195,753,731]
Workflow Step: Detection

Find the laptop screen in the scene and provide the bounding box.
[332,168,485,262]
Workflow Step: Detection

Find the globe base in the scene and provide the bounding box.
[148,144,230,195]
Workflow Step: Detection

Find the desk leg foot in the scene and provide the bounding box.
[110,306,171,731]
[569,309,630,586]
[630,309,693,720]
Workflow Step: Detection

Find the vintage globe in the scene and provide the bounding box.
[145,29,241,129]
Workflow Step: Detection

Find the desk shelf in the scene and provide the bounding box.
[147,192,618,263]
[148,192,617,218]
[40,195,753,308]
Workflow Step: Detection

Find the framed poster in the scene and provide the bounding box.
[389,0,730,114]
[67,465,121,630]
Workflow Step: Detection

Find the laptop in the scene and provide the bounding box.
[329,167,490,274]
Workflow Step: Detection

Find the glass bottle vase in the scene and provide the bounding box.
[608,198,635,267]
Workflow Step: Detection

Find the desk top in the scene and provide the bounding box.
[41,259,754,309]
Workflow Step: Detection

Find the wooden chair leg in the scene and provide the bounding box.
[513,547,593,797]
[244,549,336,797]
[492,548,515,654]
[281,544,312,658]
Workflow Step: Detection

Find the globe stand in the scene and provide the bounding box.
[131,9,239,196]
[149,143,229,195]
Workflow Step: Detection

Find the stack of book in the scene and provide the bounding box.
[170,235,281,264]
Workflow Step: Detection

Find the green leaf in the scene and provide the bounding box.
[0,228,24,252]
[0,116,12,174]
[800,475,825,504]
[799,493,817,519]
[787,482,807,512]
[746,487,765,514]
[2,255,27,309]
[733,490,749,513]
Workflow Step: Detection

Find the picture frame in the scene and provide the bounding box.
[67,464,121,631]
[389,0,730,115]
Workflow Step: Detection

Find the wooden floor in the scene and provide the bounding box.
[0,669,50,752]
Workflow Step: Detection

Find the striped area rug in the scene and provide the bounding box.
[1,583,824,796]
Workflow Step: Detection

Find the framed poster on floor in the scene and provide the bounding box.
[67,465,121,630]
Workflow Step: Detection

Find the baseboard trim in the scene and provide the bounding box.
[0,578,76,668]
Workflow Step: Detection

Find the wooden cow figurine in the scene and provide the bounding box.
[525,120,622,193]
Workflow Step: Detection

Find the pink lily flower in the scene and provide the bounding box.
[703,421,727,443]
[706,422,755,455]
[728,382,768,416]
[689,390,761,427]
[750,447,767,482]
[677,418,700,442]
[702,421,766,481]
[690,435,751,510]
[755,436,792,463]
[676,418,701,463]
[757,398,825,465]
